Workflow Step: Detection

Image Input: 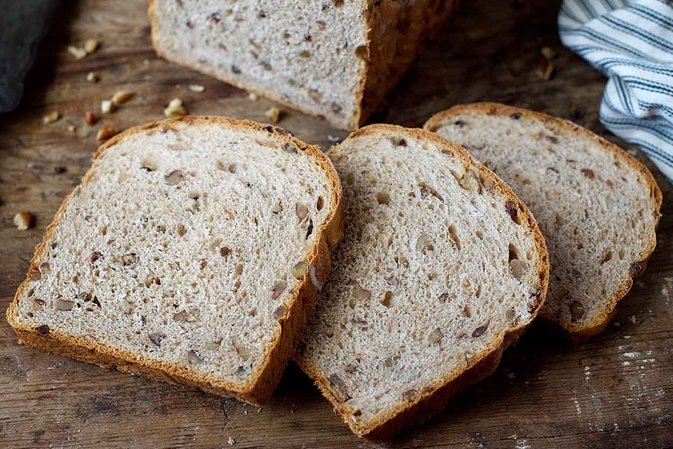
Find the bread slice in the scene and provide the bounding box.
[148,0,455,130]
[6,116,342,404]
[425,103,662,341]
[295,124,549,437]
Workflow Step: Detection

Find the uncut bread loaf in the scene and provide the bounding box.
[148,0,455,130]
[6,116,342,404]
[425,103,662,341]
[295,124,549,438]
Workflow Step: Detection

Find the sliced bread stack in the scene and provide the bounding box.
[296,124,549,437]
[425,103,662,340]
[6,116,342,404]
[149,0,456,129]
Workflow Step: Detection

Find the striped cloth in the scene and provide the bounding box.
[559,0,673,181]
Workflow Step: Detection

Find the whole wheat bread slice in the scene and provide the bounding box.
[295,124,549,438]
[148,0,455,130]
[6,116,342,404]
[425,103,662,341]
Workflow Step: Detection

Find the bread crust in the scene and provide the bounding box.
[147,0,454,130]
[5,115,343,405]
[295,124,550,438]
[425,102,663,342]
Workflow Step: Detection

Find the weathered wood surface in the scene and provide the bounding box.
[1,1,672,448]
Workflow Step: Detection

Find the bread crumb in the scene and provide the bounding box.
[507,372,516,379]
[164,98,187,117]
[67,125,76,133]
[243,410,248,415]
[629,315,637,324]
[85,111,99,125]
[248,92,258,101]
[327,135,341,143]
[84,38,99,54]
[42,111,61,124]
[541,46,556,60]
[67,46,88,59]
[101,100,115,114]
[265,107,281,123]
[227,437,236,445]
[97,125,118,142]
[256,407,263,413]
[17,339,23,345]
[112,90,134,105]
[86,71,99,83]
[188,84,206,93]
[13,211,33,231]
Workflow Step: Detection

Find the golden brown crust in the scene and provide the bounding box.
[6,115,343,405]
[425,102,663,342]
[295,124,550,438]
[148,0,454,130]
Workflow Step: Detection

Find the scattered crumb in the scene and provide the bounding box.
[256,407,263,413]
[188,84,206,93]
[541,46,557,60]
[97,125,118,142]
[614,321,621,327]
[112,90,134,105]
[143,59,150,65]
[508,372,516,379]
[164,98,187,117]
[265,106,281,123]
[227,437,236,446]
[85,111,99,125]
[86,71,99,83]
[67,45,88,59]
[248,92,258,101]
[101,100,115,114]
[67,125,76,133]
[243,410,248,415]
[13,211,33,231]
[629,315,637,324]
[84,38,99,54]
[42,111,61,124]
[327,134,341,143]
[17,339,23,345]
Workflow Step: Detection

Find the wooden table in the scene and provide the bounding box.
[1,1,671,448]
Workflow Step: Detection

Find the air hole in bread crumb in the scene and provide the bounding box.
[316,196,324,211]
[177,224,187,236]
[463,305,471,318]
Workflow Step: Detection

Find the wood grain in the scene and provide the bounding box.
[1,0,672,448]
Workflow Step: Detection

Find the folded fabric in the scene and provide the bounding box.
[559,0,673,181]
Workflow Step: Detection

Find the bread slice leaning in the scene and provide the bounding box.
[6,116,342,404]
[425,103,662,341]
[295,124,549,438]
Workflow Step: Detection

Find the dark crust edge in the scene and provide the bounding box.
[294,124,550,438]
[424,102,663,342]
[5,115,344,405]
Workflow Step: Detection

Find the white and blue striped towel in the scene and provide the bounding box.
[559,0,673,181]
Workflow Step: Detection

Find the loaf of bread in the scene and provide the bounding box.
[425,103,662,341]
[148,0,455,130]
[6,116,342,404]
[295,124,549,437]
